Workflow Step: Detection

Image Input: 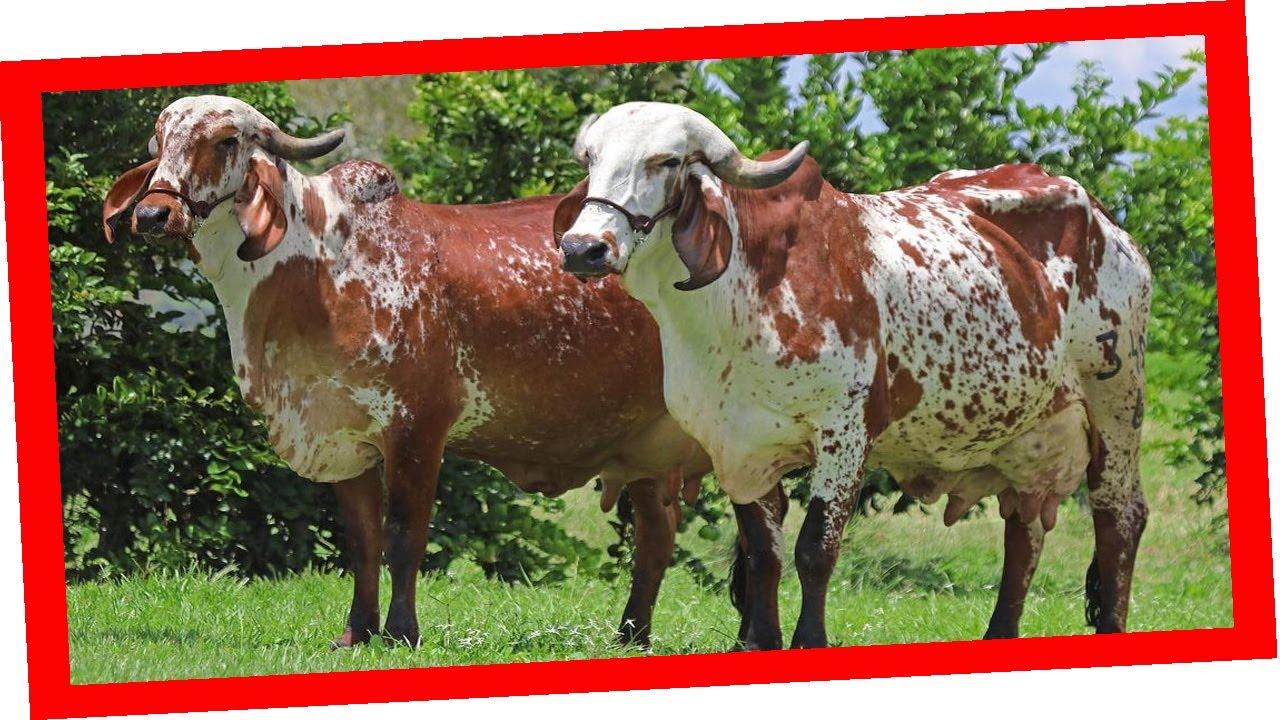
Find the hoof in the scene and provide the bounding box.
[330,625,371,650]
[789,636,829,650]
[736,637,783,652]
[982,627,1019,640]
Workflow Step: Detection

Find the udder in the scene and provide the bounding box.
[884,402,1091,529]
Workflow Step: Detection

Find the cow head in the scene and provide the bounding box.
[555,102,808,291]
[103,95,345,263]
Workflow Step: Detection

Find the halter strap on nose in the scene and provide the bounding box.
[135,166,236,219]
[581,194,681,235]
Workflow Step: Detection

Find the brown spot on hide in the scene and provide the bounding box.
[303,184,327,237]
[864,355,923,438]
[899,240,928,268]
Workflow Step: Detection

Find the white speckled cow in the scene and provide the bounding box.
[557,102,1151,649]
[103,96,713,649]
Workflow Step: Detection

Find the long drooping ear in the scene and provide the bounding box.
[552,178,589,247]
[234,156,288,261]
[102,159,159,243]
[672,172,733,291]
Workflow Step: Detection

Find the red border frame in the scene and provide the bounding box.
[1,1,1273,718]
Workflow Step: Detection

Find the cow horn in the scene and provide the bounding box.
[260,126,347,161]
[709,140,810,189]
[689,113,809,189]
[573,113,599,167]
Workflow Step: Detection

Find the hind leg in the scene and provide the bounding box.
[1082,347,1149,633]
[617,478,679,647]
[1086,487,1148,633]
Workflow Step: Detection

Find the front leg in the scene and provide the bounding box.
[731,484,788,651]
[791,439,867,649]
[984,503,1047,639]
[331,466,383,649]
[382,425,448,647]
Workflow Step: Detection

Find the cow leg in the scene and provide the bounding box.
[731,485,787,651]
[1081,331,1149,634]
[331,466,383,649]
[792,443,866,649]
[617,478,679,647]
[984,512,1046,639]
[1086,440,1147,634]
[382,427,448,647]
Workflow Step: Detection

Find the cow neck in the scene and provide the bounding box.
[190,161,321,373]
[621,185,759,355]
[192,161,316,310]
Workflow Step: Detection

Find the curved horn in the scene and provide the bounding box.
[709,140,810,189]
[573,113,599,167]
[686,112,809,189]
[148,135,159,157]
[260,126,347,161]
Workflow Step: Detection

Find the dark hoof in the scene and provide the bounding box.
[736,637,784,652]
[982,627,1019,640]
[789,635,829,650]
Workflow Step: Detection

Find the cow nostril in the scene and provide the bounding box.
[583,242,608,264]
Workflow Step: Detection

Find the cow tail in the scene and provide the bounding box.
[1084,552,1102,628]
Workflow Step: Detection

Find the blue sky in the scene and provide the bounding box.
[775,36,1207,133]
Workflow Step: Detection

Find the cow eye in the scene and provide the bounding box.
[659,157,681,169]
[218,136,240,149]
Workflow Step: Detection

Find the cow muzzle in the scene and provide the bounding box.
[133,204,170,236]
[560,234,614,280]
[132,195,193,239]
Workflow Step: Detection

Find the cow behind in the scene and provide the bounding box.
[558,101,1151,650]
[103,96,714,649]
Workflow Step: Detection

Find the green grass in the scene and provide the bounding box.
[66,414,1232,684]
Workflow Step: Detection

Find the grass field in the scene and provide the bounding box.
[66,365,1231,684]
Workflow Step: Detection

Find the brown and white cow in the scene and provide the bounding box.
[102,95,713,649]
[557,102,1151,649]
